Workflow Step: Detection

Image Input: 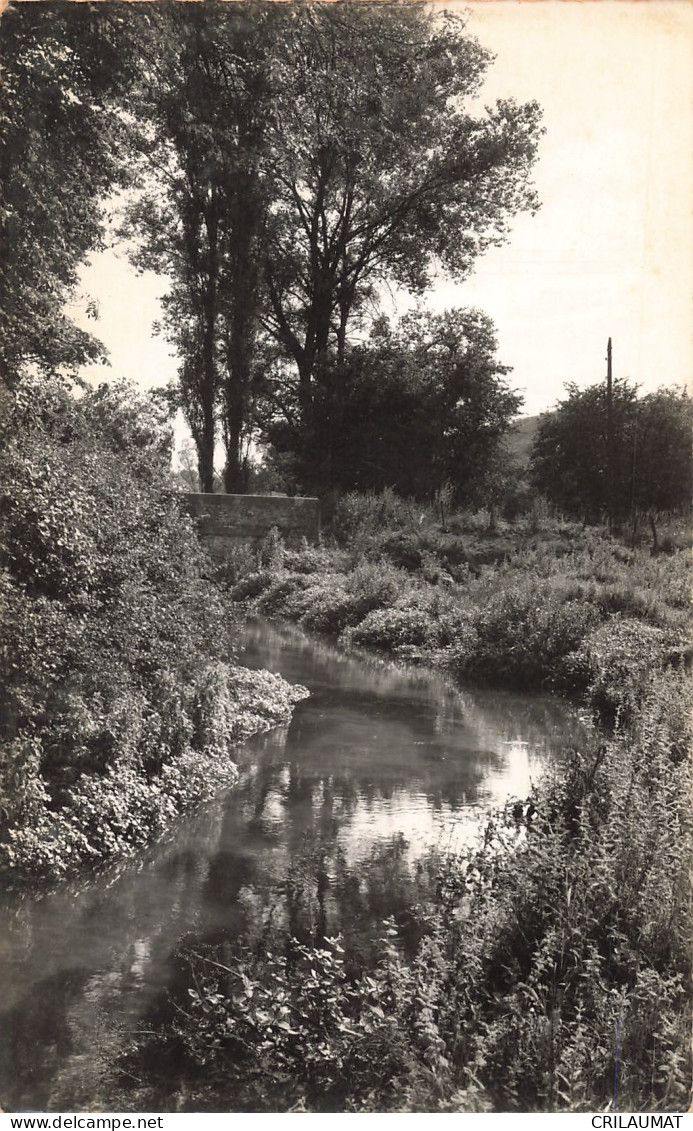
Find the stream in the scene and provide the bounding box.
[0,618,588,1111]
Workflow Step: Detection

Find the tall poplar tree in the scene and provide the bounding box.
[124,2,279,492]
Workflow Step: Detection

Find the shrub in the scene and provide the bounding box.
[344,560,405,608]
[229,569,275,603]
[299,586,359,635]
[0,377,305,883]
[567,618,673,727]
[378,531,425,571]
[288,562,408,637]
[282,544,347,574]
[343,606,433,651]
[213,542,257,586]
[333,489,429,545]
[258,526,285,570]
[256,572,325,618]
[465,586,602,690]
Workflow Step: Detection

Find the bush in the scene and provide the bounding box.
[213,542,258,586]
[344,605,433,651]
[0,377,305,883]
[255,571,323,618]
[289,562,408,637]
[229,569,275,603]
[464,585,602,690]
[282,543,347,575]
[566,618,673,727]
[378,530,425,571]
[258,526,285,570]
[332,489,429,545]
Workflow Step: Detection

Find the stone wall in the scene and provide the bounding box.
[183,493,320,559]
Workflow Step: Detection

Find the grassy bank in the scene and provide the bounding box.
[232,499,690,722]
[120,495,692,1112]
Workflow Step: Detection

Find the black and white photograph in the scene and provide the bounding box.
[0,0,691,1115]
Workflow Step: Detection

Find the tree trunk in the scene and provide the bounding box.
[194,195,220,494]
[223,458,246,494]
[222,280,255,494]
[223,388,248,494]
[197,357,217,492]
[198,416,216,493]
[222,335,250,494]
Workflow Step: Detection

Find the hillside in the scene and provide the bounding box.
[506,413,542,467]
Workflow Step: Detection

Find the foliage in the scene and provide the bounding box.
[130,668,692,1112]
[0,377,306,883]
[564,618,675,728]
[252,560,410,638]
[260,2,542,403]
[118,0,542,491]
[229,492,691,698]
[332,488,432,546]
[0,2,137,384]
[171,932,426,1111]
[265,308,522,499]
[531,381,693,527]
[344,605,435,652]
[258,526,285,571]
[463,586,602,690]
[119,494,692,1112]
[123,3,281,492]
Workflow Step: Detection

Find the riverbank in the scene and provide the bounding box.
[0,618,586,1113]
[0,379,308,889]
[0,663,307,890]
[232,515,690,722]
[128,507,691,1112]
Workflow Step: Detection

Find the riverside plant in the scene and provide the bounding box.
[128,660,687,1108]
[0,377,309,886]
[127,670,691,1111]
[128,497,691,1112]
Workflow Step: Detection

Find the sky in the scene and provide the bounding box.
[73,0,693,419]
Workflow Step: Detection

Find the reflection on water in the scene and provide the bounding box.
[240,621,587,858]
[0,619,588,1112]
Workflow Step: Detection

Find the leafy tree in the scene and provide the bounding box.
[631,388,693,516]
[0,378,231,785]
[261,2,542,423]
[530,381,637,524]
[530,381,692,528]
[0,1,136,385]
[123,1,541,492]
[264,308,522,500]
[124,3,281,492]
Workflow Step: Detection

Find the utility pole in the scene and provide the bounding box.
[606,337,614,535]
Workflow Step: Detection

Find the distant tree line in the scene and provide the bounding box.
[531,381,692,537]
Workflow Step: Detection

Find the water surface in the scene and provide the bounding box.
[0,619,587,1111]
